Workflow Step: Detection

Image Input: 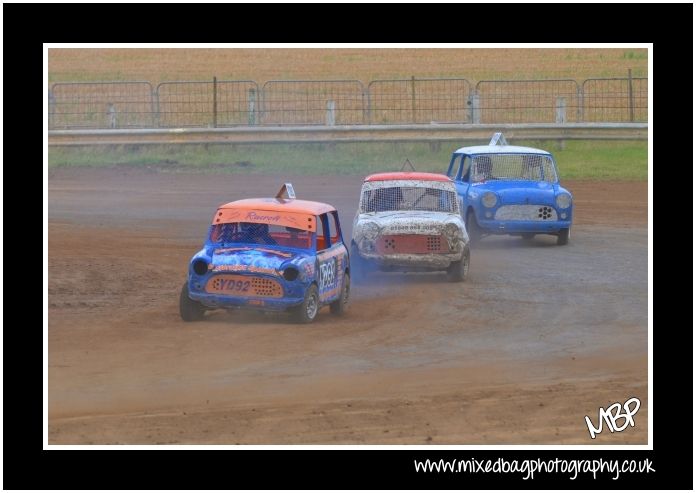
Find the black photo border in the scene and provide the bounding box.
[10,1,691,489]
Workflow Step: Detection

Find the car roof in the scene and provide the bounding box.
[452,145,552,155]
[217,198,336,215]
[364,172,452,182]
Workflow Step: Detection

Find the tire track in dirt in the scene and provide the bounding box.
[48,169,648,444]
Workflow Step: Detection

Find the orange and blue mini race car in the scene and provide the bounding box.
[180,184,350,323]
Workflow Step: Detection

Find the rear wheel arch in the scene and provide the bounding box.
[330,272,350,315]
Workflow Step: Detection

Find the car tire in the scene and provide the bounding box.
[350,243,366,281]
[330,273,350,315]
[447,246,470,282]
[293,284,320,324]
[557,228,570,246]
[179,282,205,322]
[466,210,482,244]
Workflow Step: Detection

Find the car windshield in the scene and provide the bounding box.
[360,185,458,213]
[471,153,557,183]
[209,222,312,248]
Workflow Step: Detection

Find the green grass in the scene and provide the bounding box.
[513,140,647,180]
[622,50,648,60]
[48,140,647,180]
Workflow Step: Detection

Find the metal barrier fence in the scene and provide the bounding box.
[582,77,648,122]
[47,75,648,129]
[156,81,213,127]
[156,80,259,127]
[475,79,580,124]
[49,82,155,129]
[368,78,472,124]
[260,80,365,125]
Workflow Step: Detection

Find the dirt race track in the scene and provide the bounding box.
[48,168,648,444]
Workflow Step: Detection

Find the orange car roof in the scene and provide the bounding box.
[217,198,336,215]
[364,172,452,182]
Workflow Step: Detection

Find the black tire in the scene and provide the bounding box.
[466,210,482,244]
[330,273,350,315]
[557,228,570,246]
[179,282,205,322]
[292,284,320,323]
[447,246,470,282]
[521,233,535,240]
[350,243,366,281]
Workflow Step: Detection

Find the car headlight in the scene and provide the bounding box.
[482,192,498,208]
[444,222,460,237]
[282,267,300,281]
[360,238,376,252]
[192,258,209,276]
[556,193,572,209]
[362,221,380,240]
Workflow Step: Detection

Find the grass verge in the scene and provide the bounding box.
[48,140,647,180]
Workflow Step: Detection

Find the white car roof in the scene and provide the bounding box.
[452,144,552,156]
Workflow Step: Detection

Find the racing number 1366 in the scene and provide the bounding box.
[319,258,336,290]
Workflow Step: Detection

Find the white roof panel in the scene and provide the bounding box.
[453,145,552,155]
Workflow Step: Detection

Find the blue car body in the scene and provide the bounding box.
[181,196,349,322]
[446,138,573,244]
[187,244,332,312]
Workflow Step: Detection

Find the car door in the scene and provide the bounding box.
[316,211,347,303]
[448,153,472,216]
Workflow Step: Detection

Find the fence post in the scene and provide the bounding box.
[470,91,481,124]
[150,86,158,128]
[363,87,370,125]
[248,87,257,125]
[326,100,336,126]
[259,83,266,126]
[555,97,567,149]
[628,68,634,122]
[107,102,117,129]
[213,76,218,128]
[411,75,416,122]
[555,97,567,123]
[48,89,55,129]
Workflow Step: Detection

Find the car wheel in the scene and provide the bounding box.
[447,246,470,282]
[179,282,205,322]
[466,210,482,244]
[293,284,320,323]
[557,228,570,246]
[522,233,535,240]
[330,273,350,315]
[350,243,366,281]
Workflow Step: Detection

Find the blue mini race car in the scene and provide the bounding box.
[446,133,573,245]
[180,184,350,323]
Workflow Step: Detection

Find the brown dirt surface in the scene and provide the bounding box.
[48,168,648,444]
[48,48,648,84]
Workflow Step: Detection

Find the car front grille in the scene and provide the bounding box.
[205,275,283,298]
[376,234,450,254]
[494,205,558,221]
